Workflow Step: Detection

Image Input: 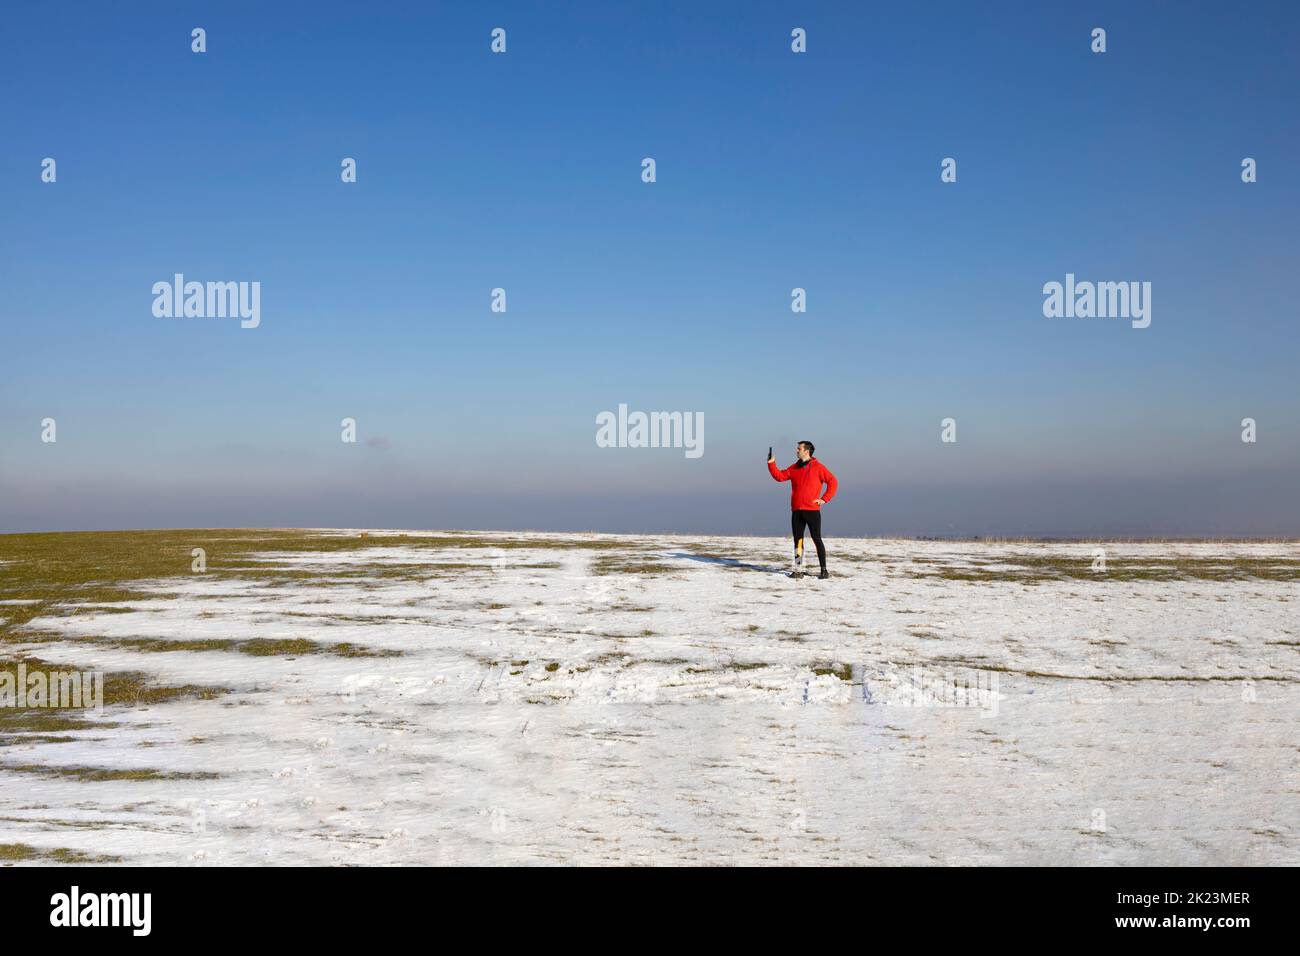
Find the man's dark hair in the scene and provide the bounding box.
[798,440,815,455]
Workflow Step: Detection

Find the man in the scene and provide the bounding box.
[767,441,838,579]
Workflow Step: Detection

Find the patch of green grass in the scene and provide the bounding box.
[107,637,241,654]
[0,529,622,644]
[237,638,400,658]
[812,662,853,681]
[0,656,226,746]
[685,661,768,674]
[86,633,399,659]
[0,843,40,862]
[0,734,76,747]
[0,711,116,734]
[331,642,402,658]
[583,652,632,667]
[909,556,1300,584]
[1,657,225,709]
[48,846,123,863]
[0,843,122,864]
[1,764,220,782]
[591,554,680,575]
[238,637,320,657]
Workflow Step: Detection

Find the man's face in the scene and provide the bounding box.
[796,443,811,461]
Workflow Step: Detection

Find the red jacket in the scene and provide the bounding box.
[768,457,838,511]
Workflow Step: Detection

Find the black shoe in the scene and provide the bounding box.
[817,569,830,579]
[789,571,804,579]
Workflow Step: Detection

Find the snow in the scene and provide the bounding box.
[2,533,1296,865]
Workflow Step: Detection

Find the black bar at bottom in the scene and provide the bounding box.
[0,865,1285,942]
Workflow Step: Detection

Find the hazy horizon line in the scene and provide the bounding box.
[4,525,1299,545]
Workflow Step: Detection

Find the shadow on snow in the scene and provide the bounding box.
[668,552,785,574]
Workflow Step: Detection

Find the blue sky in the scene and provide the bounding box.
[2,1,1297,536]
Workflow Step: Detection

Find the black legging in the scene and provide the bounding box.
[791,509,826,568]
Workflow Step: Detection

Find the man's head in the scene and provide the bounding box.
[796,441,815,462]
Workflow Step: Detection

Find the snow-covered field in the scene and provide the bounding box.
[2,531,1297,865]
